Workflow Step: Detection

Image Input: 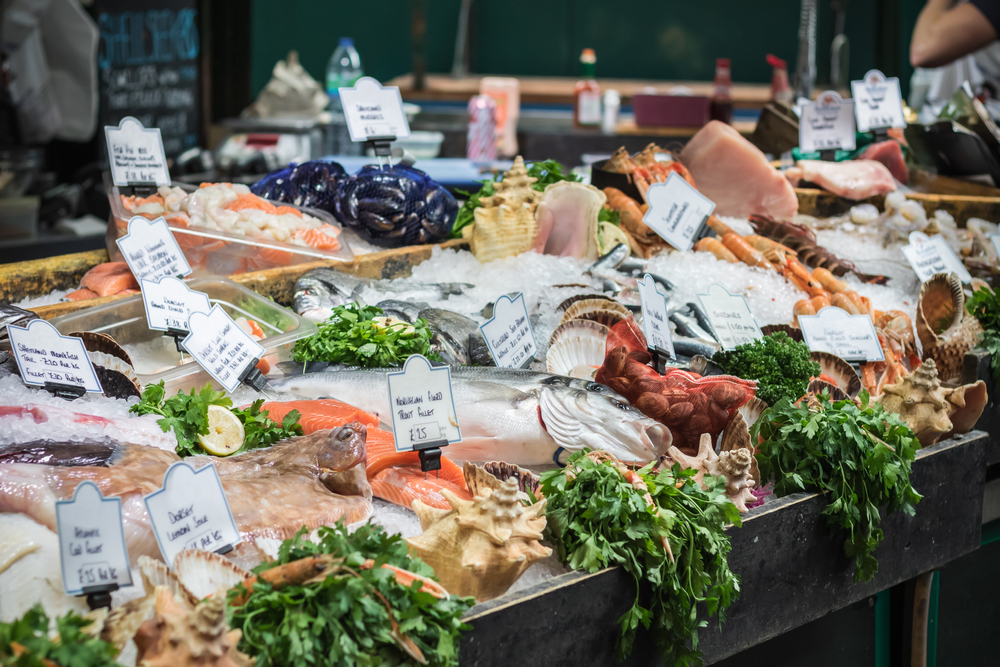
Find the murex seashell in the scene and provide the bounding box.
[669,433,757,513]
[463,156,543,262]
[546,319,609,379]
[406,479,551,602]
[916,273,983,383]
[810,351,862,398]
[463,460,541,497]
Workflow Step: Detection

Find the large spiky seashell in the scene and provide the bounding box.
[463,461,541,498]
[70,331,133,367]
[406,479,551,602]
[102,594,156,654]
[139,555,198,609]
[173,549,251,601]
[876,359,953,447]
[133,586,249,667]
[670,433,757,513]
[556,293,613,313]
[810,351,862,397]
[942,380,988,439]
[561,298,630,325]
[916,273,984,383]
[463,156,544,262]
[546,320,609,378]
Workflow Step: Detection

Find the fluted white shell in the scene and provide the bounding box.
[561,298,630,325]
[173,549,251,601]
[138,556,197,609]
[546,320,609,378]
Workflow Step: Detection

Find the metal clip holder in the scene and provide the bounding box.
[43,382,87,400]
[164,327,188,353]
[364,135,397,169]
[82,584,118,610]
[238,359,269,393]
[649,345,674,375]
[413,438,447,476]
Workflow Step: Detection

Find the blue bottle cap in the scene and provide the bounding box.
[339,37,354,46]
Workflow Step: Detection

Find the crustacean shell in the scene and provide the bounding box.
[173,549,251,601]
[462,156,543,262]
[810,351,862,397]
[916,272,983,383]
[670,433,757,513]
[556,293,614,313]
[561,298,630,325]
[462,461,540,498]
[546,319,609,378]
[406,479,551,602]
[807,378,849,402]
[875,358,953,447]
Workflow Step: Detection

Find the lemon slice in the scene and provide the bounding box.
[198,405,245,456]
[598,221,632,256]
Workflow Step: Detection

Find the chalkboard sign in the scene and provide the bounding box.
[95,0,201,159]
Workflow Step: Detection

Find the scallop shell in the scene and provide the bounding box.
[737,396,769,429]
[138,556,197,609]
[807,378,849,402]
[463,461,541,498]
[561,298,630,325]
[577,309,626,328]
[173,549,251,601]
[70,331,133,367]
[810,351,862,397]
[761,323,804,342]
[916,272,983,383]
[87,350,141,399]
[556,294,615,313]
[546,320,608,378]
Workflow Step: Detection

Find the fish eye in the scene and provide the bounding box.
[610,398,632,411]
[586,382,606,393]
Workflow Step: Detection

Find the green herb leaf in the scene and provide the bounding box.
[712,332,821,406]
[0,605,123,667]
[967,285,1000,391]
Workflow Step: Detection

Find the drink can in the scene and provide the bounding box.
[467,95,497,163]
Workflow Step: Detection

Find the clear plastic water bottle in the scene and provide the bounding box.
[326,38,363,112]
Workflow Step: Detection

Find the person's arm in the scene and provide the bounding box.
[910,0,998,68]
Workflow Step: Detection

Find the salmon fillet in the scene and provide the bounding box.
[80,262,139,297]
[261,399,471,509]
[66,288,99,301]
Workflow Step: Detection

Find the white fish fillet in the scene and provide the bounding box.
[785,159,897,200]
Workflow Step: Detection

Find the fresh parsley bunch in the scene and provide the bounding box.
[540,451,741,666]
[229,521,474,667]
[967,285,1000,390]
[291,302,438,368]
[713,332,820,406]
[753,393,922,582]
[0,605,122,667]
[450,159,580,238]
[130,381,302,457]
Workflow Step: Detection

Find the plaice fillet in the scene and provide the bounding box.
[679,120,799,220]
[785,159,897,200]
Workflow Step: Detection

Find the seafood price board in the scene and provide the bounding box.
[479,293,536,369]
[799,91,856,153]
[641,173,715,252]
[8,320,103,394]
[387,354,461,453]
[903,231,972,283]
[851,69,906,132]
[144,461,241,564]
[56,482,133,595]
[798,306,885,362]
[117,216,192,281]
[339,77,411,141]
[696,284,762,350]
[183,305,266,392]
[638,274,676,358]
[104,116,171,186]
[140,276,211,332]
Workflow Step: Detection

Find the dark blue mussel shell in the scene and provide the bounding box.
[334,164,457,247]
[250,160,348,210]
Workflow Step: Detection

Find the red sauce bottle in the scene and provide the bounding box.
[574,49,601,129]
[709,57,733,124]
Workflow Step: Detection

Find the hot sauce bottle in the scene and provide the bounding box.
[574,48,601,129]
[709,57,733,124]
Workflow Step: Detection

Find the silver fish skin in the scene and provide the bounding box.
[294,277,338,323]
[270,368,670,466]
[376,300,429,323]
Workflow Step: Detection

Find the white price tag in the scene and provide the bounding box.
[339,77,411,142]
[851,69,907,133]
[183,305,266,392]
[144,461,241,566]
[117,216,192,281]
[696,284,763,351]
[799,91,857,153]
[141,276,211,333]
[56,482,133,595]
[8,320,102,393]
[104,117,171,186]
[386,354,461,453]
[638,274,675,358]
[902,231,972,283]
[641,173,715,251]
[799,306,885,362]
[479,294,536,369]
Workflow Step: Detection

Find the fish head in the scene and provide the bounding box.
[538,386,671,465]
[294,278,337,322]
[317,422,372,501]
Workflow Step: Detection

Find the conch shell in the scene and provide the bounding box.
[876,358,954,447]
[463,156,543,262]
[916,273,983,383]
[668,433,757,513]
[406,479,551,602]
[462,460,541,497]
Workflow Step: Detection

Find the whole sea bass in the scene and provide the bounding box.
[270,368,672,466]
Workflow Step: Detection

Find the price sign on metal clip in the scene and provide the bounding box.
[479,293,537,369]
[638,273,675,360]
[386,354,461,454]
[8,320,103,396]
[851,69,906,133]
[140,276,211,333]
[104,116,170,187]
[339,77,411,142]
[56,481,133,595]
[799,306,884,362]
[641,173,715,252]
[696,284,762,350]
[799,91,856,153]
[183,305,265,392]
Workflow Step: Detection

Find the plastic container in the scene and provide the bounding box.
[105,173,353,275]
[48,276,317,394]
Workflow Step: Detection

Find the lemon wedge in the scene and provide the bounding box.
[198,405,245,456]
[598,221,632,256]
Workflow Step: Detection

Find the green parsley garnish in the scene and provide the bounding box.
[713,332,821,406]
[967,285,1000,390]
[0,606,123,667]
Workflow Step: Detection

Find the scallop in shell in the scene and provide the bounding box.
[546,320,609,378]
[916,272,983,383]
[88,350,141,399]
[556,294,614,313]
[761,323,804,342]
[810,351,862,397]
[561,298,629,325]
[173,549,251,601]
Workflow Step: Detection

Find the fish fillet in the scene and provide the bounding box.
[66,288,99,301]
[679,121,799,220]
[861,141,908,184]
[262,400,471,509]
[80,262,139,297]
[785,159,897,200]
